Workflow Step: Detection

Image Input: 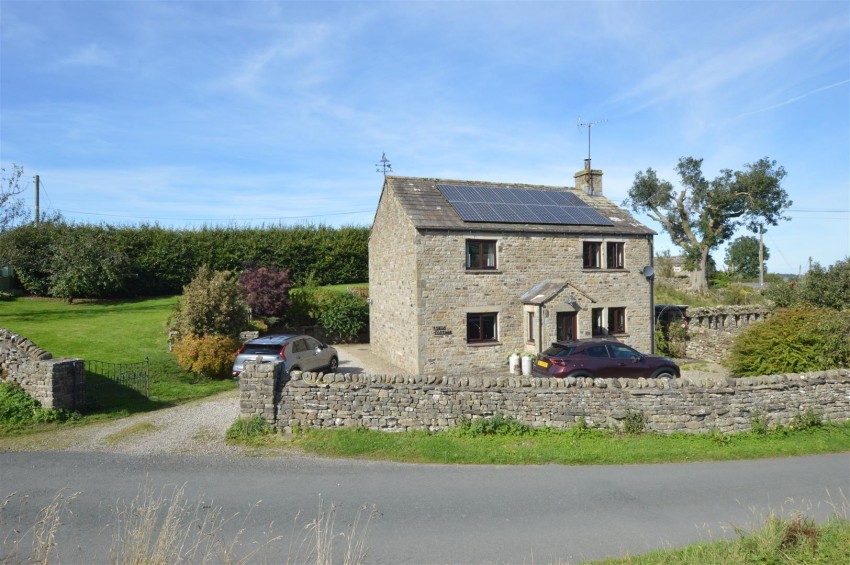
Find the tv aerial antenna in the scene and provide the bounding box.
[375,152,393,177]
[577,118,607,161]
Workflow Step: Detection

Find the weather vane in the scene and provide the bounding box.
[375,152,393,177]
[577,118,607,161]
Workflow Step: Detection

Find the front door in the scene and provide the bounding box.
[556,312,577,342]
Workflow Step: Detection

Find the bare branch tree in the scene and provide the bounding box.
[1,164,29,232]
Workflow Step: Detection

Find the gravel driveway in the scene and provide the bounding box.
[0,344,386,455]
[1,346,725,455]
[0,389,245,456]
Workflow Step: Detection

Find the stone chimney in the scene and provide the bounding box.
[574,158,603,196]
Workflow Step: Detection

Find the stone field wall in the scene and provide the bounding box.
[239,360,850,435]
[667,306,770,363]
[0,327,85,411]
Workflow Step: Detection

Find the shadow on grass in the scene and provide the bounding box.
[83,374,172,417]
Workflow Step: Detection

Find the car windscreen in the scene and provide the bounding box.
[542,345,575,357]
[241,344,282,355]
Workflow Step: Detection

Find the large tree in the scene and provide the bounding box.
[725,235,769,280]
[627,157,790,291]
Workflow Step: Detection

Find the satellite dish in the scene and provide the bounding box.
[642,265,655,278]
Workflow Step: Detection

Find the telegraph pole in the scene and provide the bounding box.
[758,224,764,287]
[34,175,40,225]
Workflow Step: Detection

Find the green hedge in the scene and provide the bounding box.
[729,308,850,377]
[0,222,369,298]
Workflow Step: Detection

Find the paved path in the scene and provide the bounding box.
[2,452,848,563]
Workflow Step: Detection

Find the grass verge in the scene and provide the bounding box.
[595,512,850,564]
[0,297,234,433]
[228,420,850,465]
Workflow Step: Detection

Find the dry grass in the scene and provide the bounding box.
[1,486,373,565]
[286,501,376,565]
[1,489,81,564]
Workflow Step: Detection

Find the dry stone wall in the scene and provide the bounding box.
[0,327,85,411]
[676,306,770,363]
[238,360,850,435]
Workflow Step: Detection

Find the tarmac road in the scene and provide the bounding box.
[2,451,849,564]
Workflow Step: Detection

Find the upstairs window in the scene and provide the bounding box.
[466,240,497,270]
[467,313,498,343]
[606,242,624,269]
[583,242,601,269]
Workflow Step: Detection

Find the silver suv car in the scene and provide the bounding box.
[231,334,338,377]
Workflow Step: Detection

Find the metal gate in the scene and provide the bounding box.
[84,356,150,399]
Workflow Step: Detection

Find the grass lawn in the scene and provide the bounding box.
[0,296,234,425]
[318,282,368,294]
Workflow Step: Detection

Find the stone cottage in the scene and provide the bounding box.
[368,161,657,376]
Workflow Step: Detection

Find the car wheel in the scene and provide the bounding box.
[328,356,338,373]
[652,369,675,379]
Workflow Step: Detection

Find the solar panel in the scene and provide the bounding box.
[436,183,613,226]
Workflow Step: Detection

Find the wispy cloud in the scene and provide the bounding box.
[606,16,846,117]
[731,79,850,120]
[221,22,336,97]
[59,43,115,67]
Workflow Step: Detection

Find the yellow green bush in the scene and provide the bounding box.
[172,334,240,379]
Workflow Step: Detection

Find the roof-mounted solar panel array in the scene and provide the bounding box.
[436,184,613,226]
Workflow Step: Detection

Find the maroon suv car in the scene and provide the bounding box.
[532,339,680,379]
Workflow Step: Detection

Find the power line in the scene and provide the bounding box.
[54,208,375,222]
[786,208,848,213]
[37,178,55,212]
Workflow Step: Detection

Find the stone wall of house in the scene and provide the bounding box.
[368,184,421,374]
[414,229,653,376]
[0,327,85,411]
[239,360,850,434]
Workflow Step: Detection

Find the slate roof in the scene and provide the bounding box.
[519,280,570,305]
[384,176,655,236]
[519,280,598,305]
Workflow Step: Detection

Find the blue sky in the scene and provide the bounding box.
[1,1,848,275]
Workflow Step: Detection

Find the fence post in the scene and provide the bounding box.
[145,355,150,398]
